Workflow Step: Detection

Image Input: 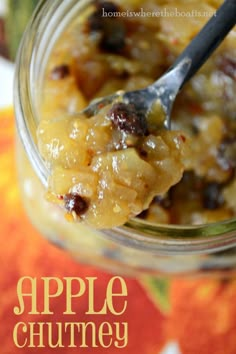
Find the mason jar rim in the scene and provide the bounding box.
[14,0,236,256]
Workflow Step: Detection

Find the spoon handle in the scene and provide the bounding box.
[173,0,236,87]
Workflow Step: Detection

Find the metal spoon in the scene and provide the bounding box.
[81,0,236,128]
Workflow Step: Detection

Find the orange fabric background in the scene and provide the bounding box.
[1,108,236,354]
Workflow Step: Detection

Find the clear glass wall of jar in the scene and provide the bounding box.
[14,0,236,276]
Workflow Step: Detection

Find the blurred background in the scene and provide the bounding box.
[0,0,38,60]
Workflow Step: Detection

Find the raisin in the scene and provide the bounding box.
[108,102,148,136]
[139,149,148,158]
[88,9,103,31]
[64,193,89,216]
[217,55,236,80]
[88,1,119,31]
[88,14,103,32]
[203,182,224,210]
[87,2,126,53]
[50,65,70,80]
[100,20,126,52]
[97,1,119,15]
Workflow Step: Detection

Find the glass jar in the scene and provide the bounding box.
[14,0,236,276]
